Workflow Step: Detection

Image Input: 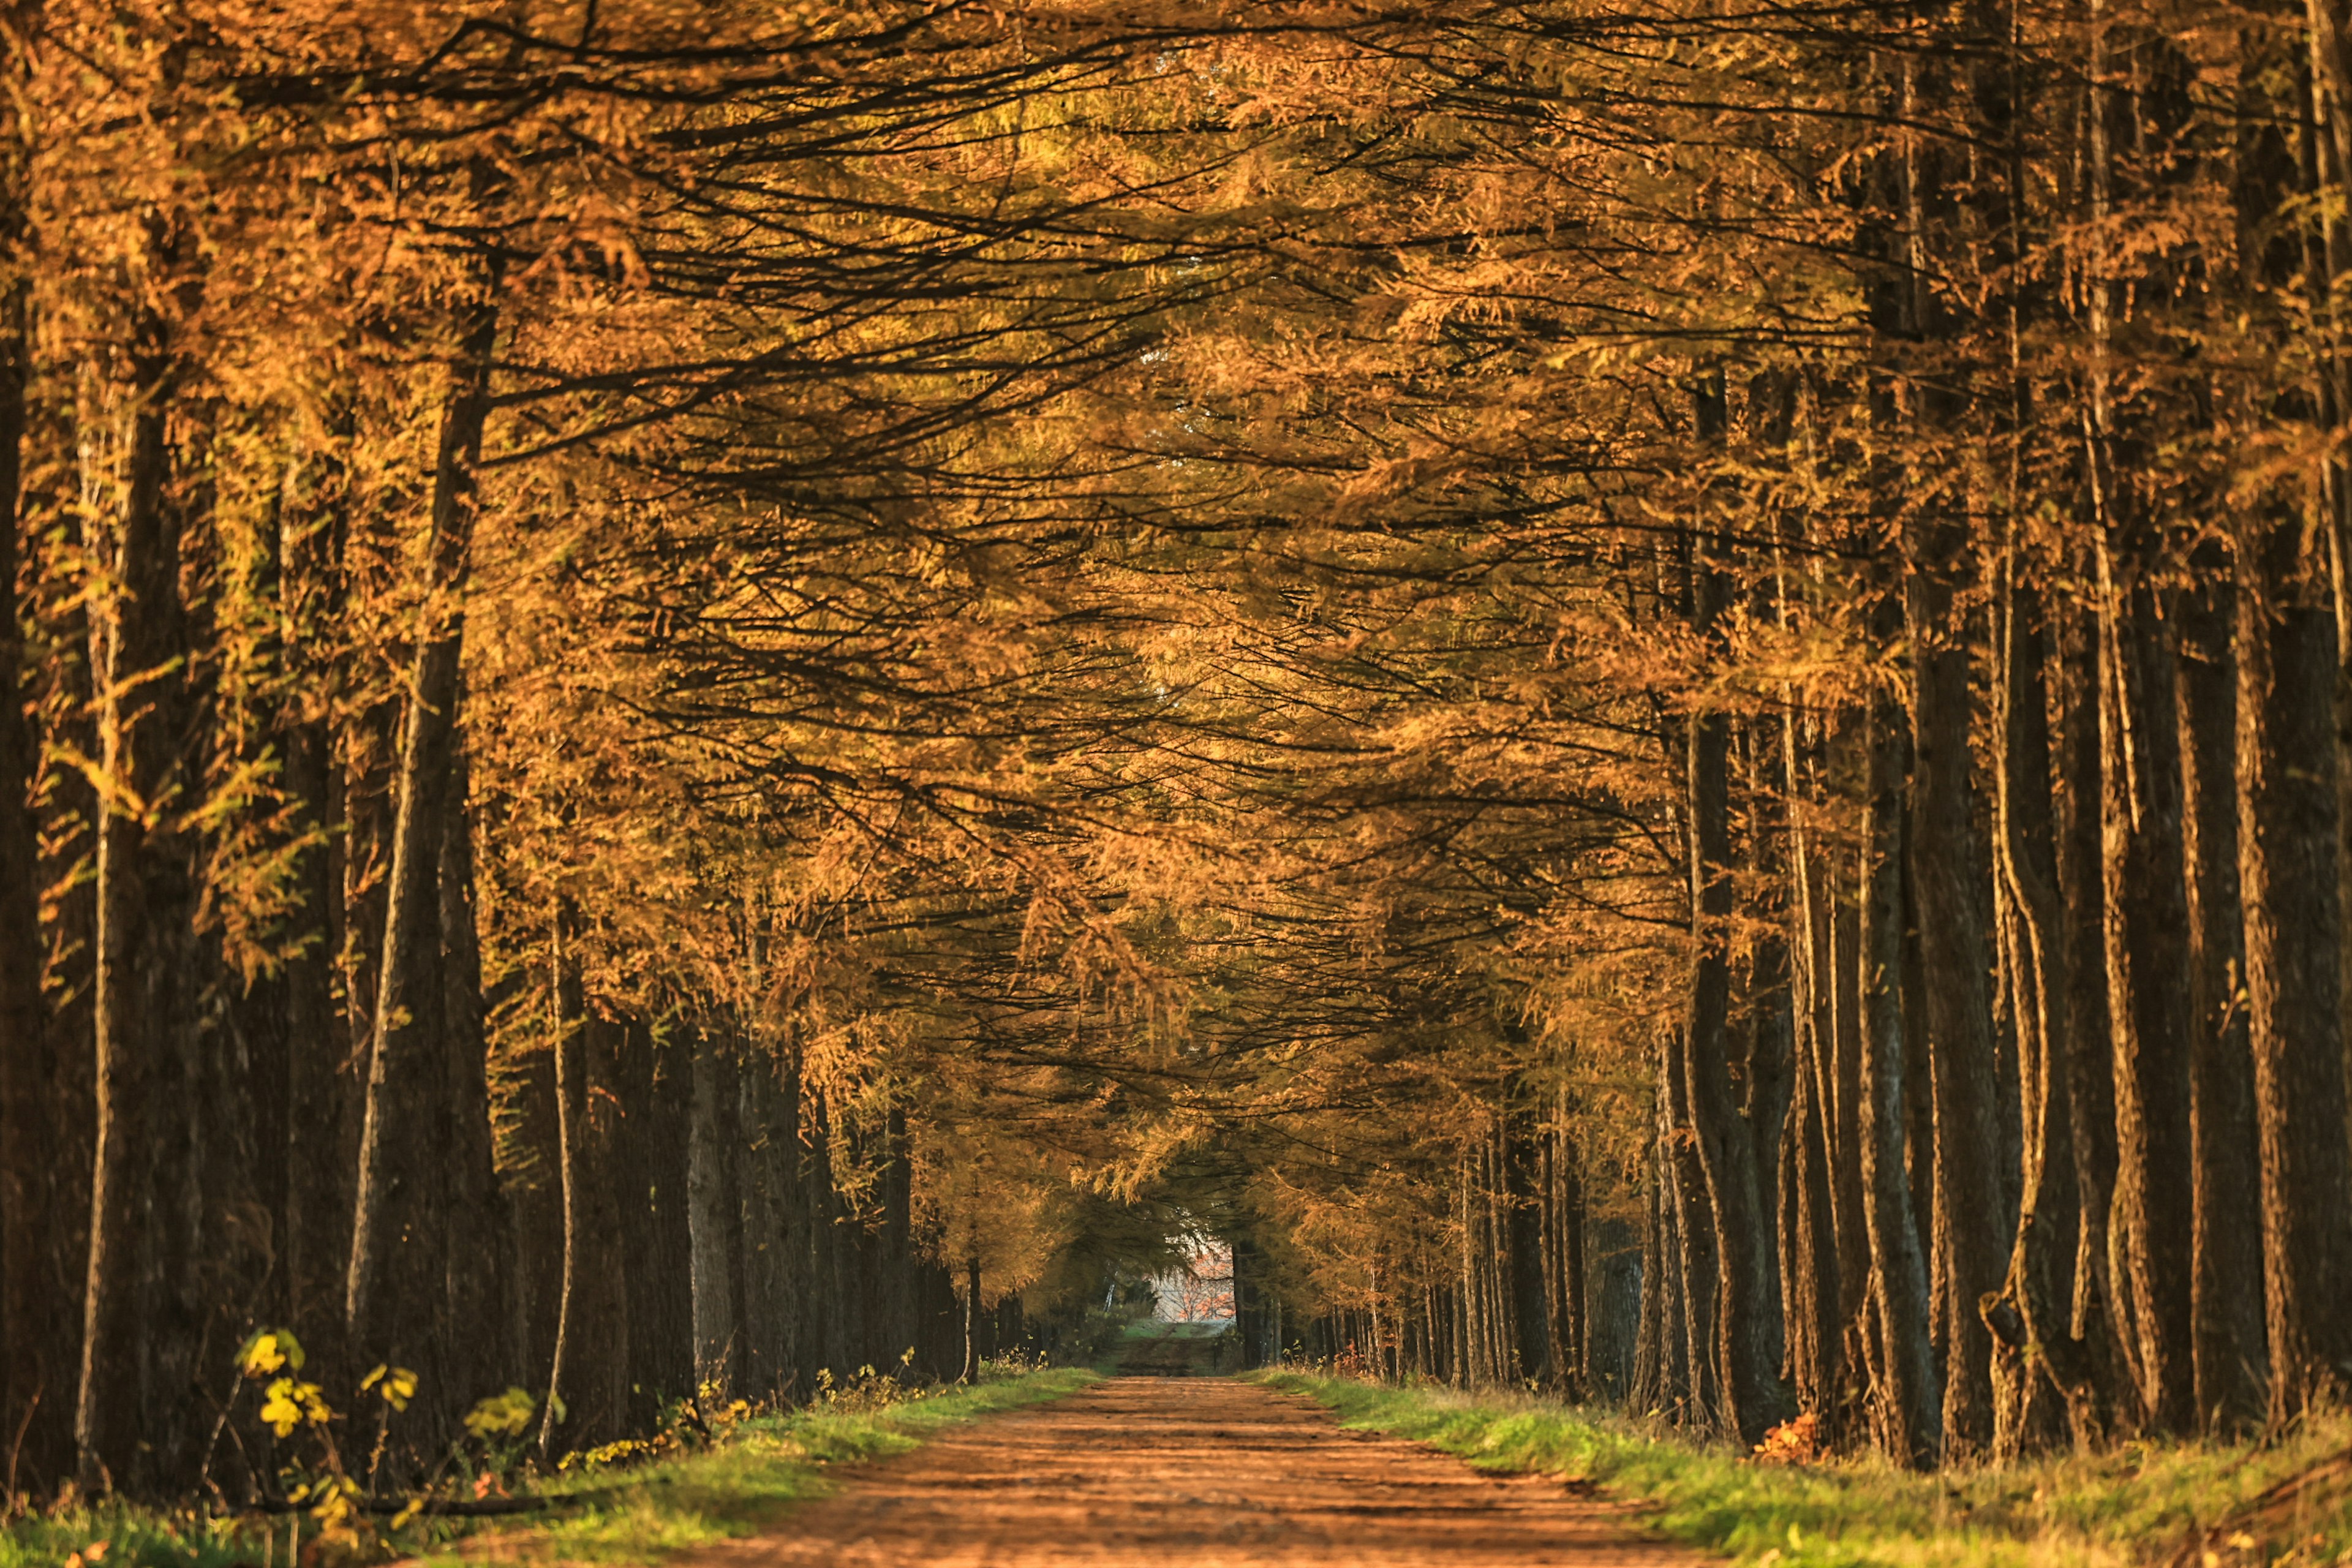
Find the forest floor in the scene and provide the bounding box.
[669,1374,1696,1567]
[0,1367,1096,1568]
[12,1370,2350,1568]
[1261,1373,2352,1568]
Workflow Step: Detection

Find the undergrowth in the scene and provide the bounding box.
[0,1363,1095,1568]
[1258,1372,2352,1568]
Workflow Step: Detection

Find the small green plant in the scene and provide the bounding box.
[811,1352,919,1414]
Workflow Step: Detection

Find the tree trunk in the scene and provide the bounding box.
[1781,712,1842,1427]
[277,439,352,1373]
[962,1257,982,1383]
[1905,513,2008,1460]
[2175,559,2267,1432]
[439,735,505,1410]
[1538,1096,1589,1398]
[688,1027,740,1398]
[1859,693,1939,1467]
[1684,552,1782,1443]
[346,300,498,1389]
[1986,581,2093,1456]
[0,271,71,1496]
[541,940,629,1458]
[77,302,211,1493]
[2236,505,2352,1423]
[2094,542,2198,1435]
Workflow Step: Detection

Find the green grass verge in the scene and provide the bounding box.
[1257,1372,2352,1568]
[0,1367,1097,1568]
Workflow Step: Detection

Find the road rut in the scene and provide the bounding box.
[692,1376,1703,1567]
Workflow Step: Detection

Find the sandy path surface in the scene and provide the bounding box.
[690,1376,1703,1567]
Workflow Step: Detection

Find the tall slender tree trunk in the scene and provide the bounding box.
[1905,516,2009,1459]
[2051,611,2123,1431]
[1782,711,1842,1427]
[439,734,503,1409]
[346,300,498,1392]
[278,439,352,1372]
[1684,511,1783,1446]
[688,1027,739,1398]
[77,291,206,1493]
[1859,693,1939,1468]
[2175,559,2267,1431]
[0,270,70,1496]
[1986,581,2093,1455]
[541,930,628,1457]
[962,1257,982,1384]
[2235,506,2352,1422]
[1538,1098,1589,1398]
[2091,548,2198,1435]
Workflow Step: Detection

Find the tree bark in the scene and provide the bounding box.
[962,1257,982,1383]
[541,933,630,1458]
[1904,513,2009,1460]
[439,734,505,1409]
[2093,541,2198,1434]
[1985,581,2094,1455]
[346,300,498,1385]
[0,270,72,1496]
[2175,559,2267,1432]
[277,438,353,1374]
[2235,505,2352,1423]
[1859,693,1939,1468]
[688,1027,740,1398]
[77,291,208,1493]
[1684,535,1782,1445]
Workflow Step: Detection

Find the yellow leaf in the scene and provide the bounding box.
[464,1387,536,1439]
[260,1379,304,1438]
[375,1366,419,1411]
[236,1331,287,1379]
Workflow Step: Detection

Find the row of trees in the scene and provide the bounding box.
[8,0,2352,1506]
[1170,0,2352,1471]
[0,0,1191,1502]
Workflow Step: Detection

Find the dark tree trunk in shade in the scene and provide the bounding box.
[1657,1027,1716,1426]
[0,276,73,1495]
[2097,546,2198,1434]
[439,742,505,1411]
[1684,643,1783,1441]
[1742,729,1796,1394]
[76,311,209,1493]
[1858,695,1939,1468]
[2055,608,2125,1428]
[278,439,353,1377]
[2234,508,2352,1422]
[1986,582,2093,1456]
[1537,1101,1589,1398]
[1504,1115,1549,1385]
[2174,562,2267,1431]
[542,967,630,1458]
[1904,514,2009,1460]
[737,1037,798,1400]
[1781,712,1844,1427]
[688,1027,741,1398]
[504,1041,563,1401]
[347,301,497,1400]
[617,1023,692,1427]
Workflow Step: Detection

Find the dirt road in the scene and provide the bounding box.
[693,1377,1702,1567]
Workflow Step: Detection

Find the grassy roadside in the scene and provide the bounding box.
[1257,1372,2352,1568]
[0,1366,1098,1568]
